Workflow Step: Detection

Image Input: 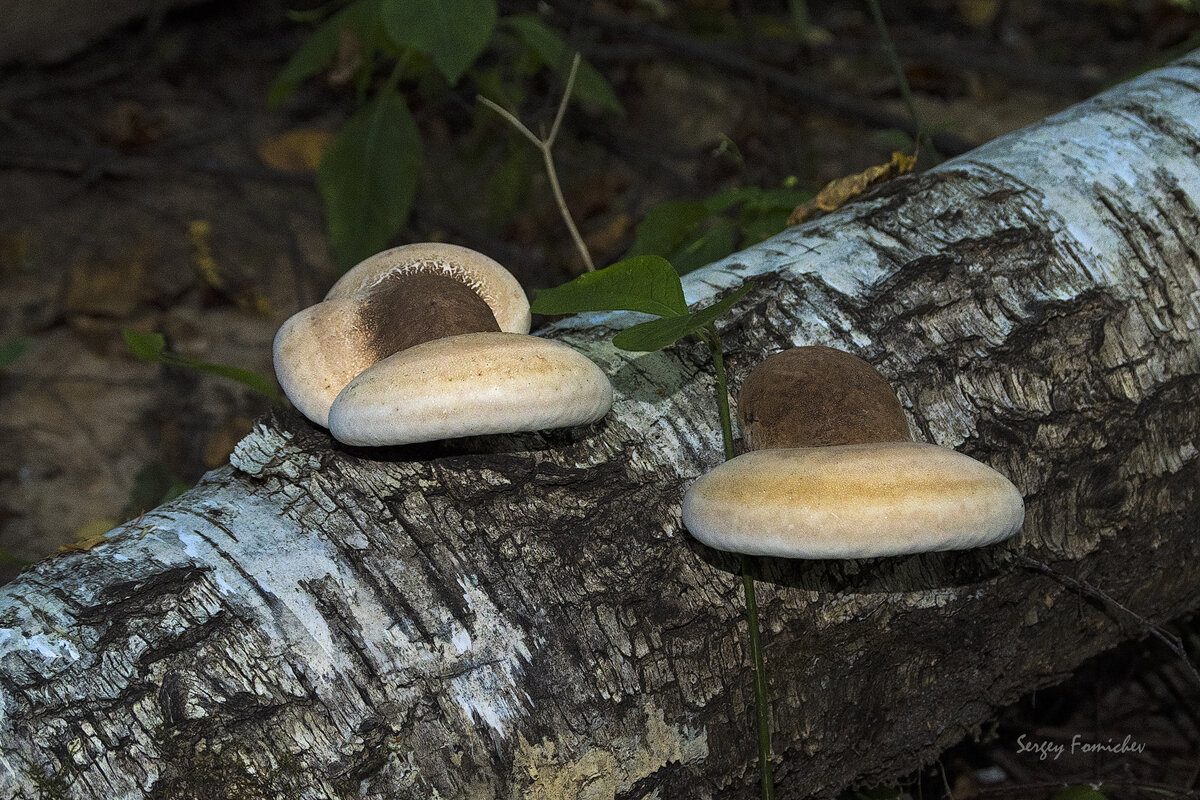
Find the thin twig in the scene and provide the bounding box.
[0,147,315,186]
[476,96,541,148]
[540,0,977,156]
[1018,556,1200,690]
[478,54,595,272]
[547,55,580,147]
[864,0,926,154]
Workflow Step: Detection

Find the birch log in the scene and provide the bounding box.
[3,53,1200,800]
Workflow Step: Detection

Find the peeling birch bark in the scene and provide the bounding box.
[3,53,1200,800]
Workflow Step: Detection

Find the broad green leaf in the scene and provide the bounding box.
[740,186,813,212]
[0,336,30,370]
[269,0,382,107]
[123,330,282,402]
[161,353,284,403]
[123,330,166,362]
[671,219,740,275]
[486,147,533,228]
[504,15,624,115]
[613,282,751,352]
[318,90,422,270]
[125,462,191,518]
[381,0,497,85]
[531,256,687,318]
[703,186,756,214]
[627,200,710,260]
[739,210,792,246]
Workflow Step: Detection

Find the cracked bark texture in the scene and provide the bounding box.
[3,52,1200,800]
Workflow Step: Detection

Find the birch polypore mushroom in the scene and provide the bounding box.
[682,346,1025,558]
[328,332,614,447]
[273,243,530,428]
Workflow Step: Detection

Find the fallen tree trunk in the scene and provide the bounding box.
[3,52,1200,800]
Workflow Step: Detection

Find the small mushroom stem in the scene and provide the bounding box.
[699,325,775,799]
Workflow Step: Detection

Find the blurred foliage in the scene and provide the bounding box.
[272,0,622,270]
[628,183,813,274]
[123,330,282,402]
[123,462,191,520]
[0,336,30,370]
[530,253,749,352]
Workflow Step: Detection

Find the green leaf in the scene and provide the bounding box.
[125,462,191,519]
[160,353,284,403]
[269,0,382,107]
[123,330,166,362]
[703,186,755,214]
[0,336,30,370]
[739,210,792,246]
[123,329,282,402]
[740,187,813,213]
[504,15,624,115]
[671,219,740,275]
[0,546,30,567]
[531,256,687,317]
[381,0,497,85]
[613,282,751,352]
[627,200,711,260]
[318,90,423,270]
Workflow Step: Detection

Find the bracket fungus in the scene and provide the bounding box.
[273,243,613,446]
[682,346,1025,559]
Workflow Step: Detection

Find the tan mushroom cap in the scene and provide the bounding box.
[326,242,531,334]
[682,442,1025,559]
[274,243,529,428]
[328,332,614,446]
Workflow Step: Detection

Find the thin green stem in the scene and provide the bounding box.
[700,324,774,799]
[742,558,774,800]
[702,325,735,461]
[864,0,924,152]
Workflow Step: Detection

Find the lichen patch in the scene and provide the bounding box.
[511,703,708,800]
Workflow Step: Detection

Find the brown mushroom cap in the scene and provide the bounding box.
[737,345,911,450]
[274,243,528,428]
[360,272,500,357]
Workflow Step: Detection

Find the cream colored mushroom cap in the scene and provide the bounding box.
[682,442,1024,559]
[328,332,614,446]
[325,242,531,334]
[273,297,373,428]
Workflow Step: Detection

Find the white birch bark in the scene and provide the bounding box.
[2,52,1200,800]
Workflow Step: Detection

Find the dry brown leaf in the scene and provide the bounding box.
[60,518,118,553]
[202,416,255,468]
[62,246,150,319]
[328,27,363,87]
[188,219,224,290]
[0,231,31,275]
[58,533,111,553]
[186,221,272,317]
[956,0,1001,28]
[788,151,917,226]
[583,213,633,262]
[101,100,167,150]
[257,129,334,174]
